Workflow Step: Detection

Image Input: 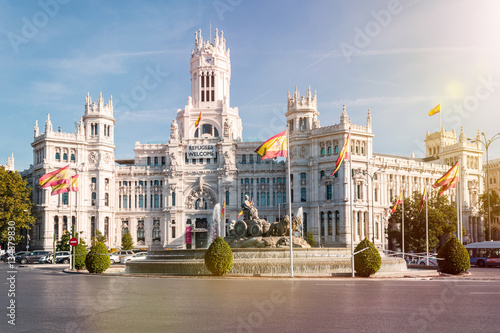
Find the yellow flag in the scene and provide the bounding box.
[428,104,441,116]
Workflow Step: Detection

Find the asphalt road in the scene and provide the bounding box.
[1,264,500,333]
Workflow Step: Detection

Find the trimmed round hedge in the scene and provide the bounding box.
[204,236,233,276]
[354,238,382,277]
[437,236,470,274]
[74,243,87,270]
[85,241,111,274]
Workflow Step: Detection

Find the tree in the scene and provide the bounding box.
[74,233,87,270]
[57,230,72,251]
[354,238,382,277]
[92,229,107,246]
[479,190,500,240]
[121,233,133,250]
[438,236,470,274]
[388,190,457,253]
[85,241,110,274]
[304,231,317,247]
[0,168,35,245]
[204,236,233,276]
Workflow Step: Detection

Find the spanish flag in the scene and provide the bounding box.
[392,191,403,213]
[194,111,201,127]
[419,188,427,213]
[39,165,70,188]
[433,161,459,189]
[70,174,79,192]
[237,210,243,219]
[51,175,79,196]
[254,130,288,160]
[220,200,225,222]
[428,104,441,116]
[330,134,350,176]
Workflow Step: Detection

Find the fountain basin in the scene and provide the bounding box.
[126,248,406,276]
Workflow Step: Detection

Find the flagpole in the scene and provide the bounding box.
[426,186,429,265]
[286,127,293,278]
[402,189,405,261]
[456,160,460,241]
[348,128,354,277]
[459,159,463,243]
[69,185,73,270]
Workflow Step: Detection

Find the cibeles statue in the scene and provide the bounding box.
[224,195,310,248]
[241,194,258,220]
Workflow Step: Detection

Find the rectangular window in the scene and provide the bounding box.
[301,188,306,202]
[326,185,332,200]
[172,226,176,239]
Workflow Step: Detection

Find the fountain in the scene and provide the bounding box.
[126,199,407,276]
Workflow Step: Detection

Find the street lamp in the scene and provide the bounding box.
[468,131,500,241]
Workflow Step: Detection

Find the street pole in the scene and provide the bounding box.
[425,186,429,265]
[402,190,405,261]
[486,145,491,241]
[286,127,293,278]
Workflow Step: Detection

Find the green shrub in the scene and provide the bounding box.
[121,233,134,250]
[437,236,470,274]
[204,236,233,276]
[85,241,110,274]
[354,238,382,277]
[74,243,87,270]
[304,231,317,247]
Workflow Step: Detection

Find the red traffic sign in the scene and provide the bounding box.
[69,238,79,246]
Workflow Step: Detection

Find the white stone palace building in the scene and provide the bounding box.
[22,29,487,251]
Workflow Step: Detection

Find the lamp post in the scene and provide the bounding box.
[468,132,500,241]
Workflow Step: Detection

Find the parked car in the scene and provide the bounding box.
[418,257,438,266]
[39,251,71,264]
[16,251,52,264]
[109,250,136,264]
[109,252,120,264]
[55,252,71,264]
[120,252,147,264]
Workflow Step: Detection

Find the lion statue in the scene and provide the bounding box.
[267,215,302,237]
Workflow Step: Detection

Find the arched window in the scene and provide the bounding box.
[320,212,325,237]
[55,152,60,160]
[321,148,325,156]
[152,220,161,242]
[137,221,145,242]
[328,211,333,236]
[70,153,76,162]
[54,216,59,239]
[195,198,207,210]
[154,157,158,165]
[63,152,68,161]
[303,212,308,233]
[335,210,340,236]
[242,155,246,164]
[334,145,339,154]
[327,146,332,154]
[172,192,176,206]
[320,170,325,179]
[104,217,109,237]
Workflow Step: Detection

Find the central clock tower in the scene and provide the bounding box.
[176,29,242,140]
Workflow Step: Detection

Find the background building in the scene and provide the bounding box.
[22,30,486,251]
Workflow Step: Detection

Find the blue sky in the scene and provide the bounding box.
[1,0,500,171]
